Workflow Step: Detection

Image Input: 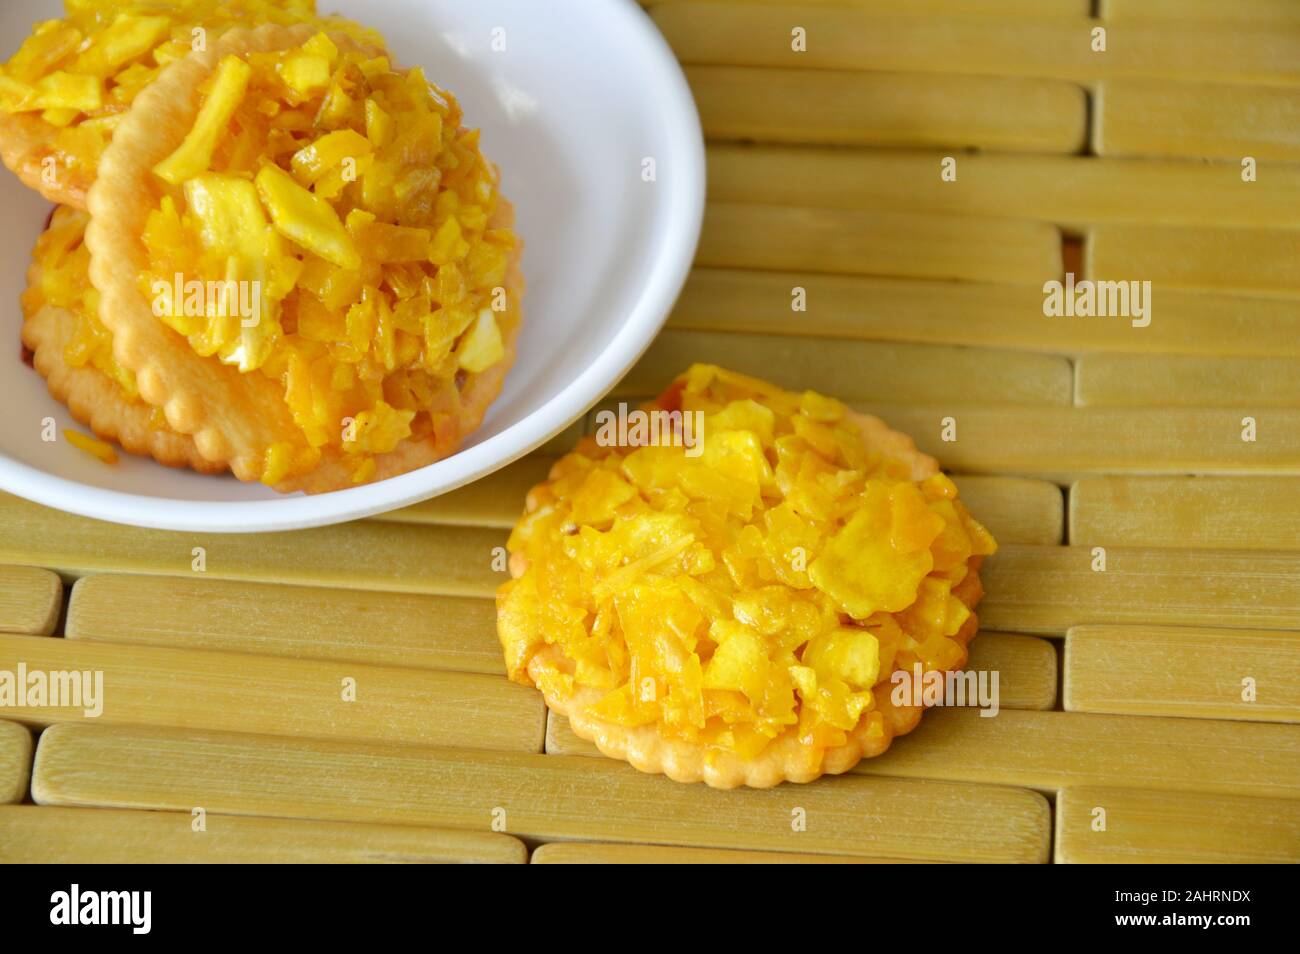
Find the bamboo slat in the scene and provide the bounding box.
[1070,476,1300,551]
[668,268,1300,358]
[659,7,1300,86]
[549,707,1299,799]
[951,477,1063,546]
[66,575,504,673]
[0,633,543,751]
[685,66,1087,153]
[618,330,1073,406]
[978,544,1300,635]
[1064,625,1300,723]
[1097,80,1300,161]
[1054,787,1300,864]
[857,708,1300,797]
[373,456,551,527]
[1102,0,1300,21]
[698,202,1063,284]
[0,721,31,804]
[31,723,1052,862]
[706,146,1300,232]
[531,843,909,864]
[652,0,1090,15]
[0,805,527,864]
[0,565,61,636]
[967,633,1059,710]
[1076,354,1300,407]
[1087,223,1300,297]
[0,493,507,594]
[857,406,1300,478]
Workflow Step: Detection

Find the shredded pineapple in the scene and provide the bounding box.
[0,1,378,179]
[499,367,996,759]
[22,207,140,401]
[63,428,118,464]
[135,34,516,485]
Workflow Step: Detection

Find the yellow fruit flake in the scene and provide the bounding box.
[23,208,139,401]
[154,55,252,185]
[136,34,516,485]
[0,2,379,174]
[64,428,118,465]
[500,366,997,759]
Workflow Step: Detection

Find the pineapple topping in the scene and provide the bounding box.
[0,1,357,179]
[24,207,146,406]
[499,366,996,760]
[138,33,517,484]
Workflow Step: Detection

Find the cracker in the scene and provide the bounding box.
[85,24,522,493]
[501,407,983,788]
[0,4,376,210]
[22,208,224,475]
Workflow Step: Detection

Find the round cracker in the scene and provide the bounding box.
[22,208,224,474]
[86,24,522,493]
[501,404,982,788]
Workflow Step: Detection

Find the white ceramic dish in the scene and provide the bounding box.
[0,0,704,532]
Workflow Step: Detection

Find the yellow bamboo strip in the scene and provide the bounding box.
[1102,0,1300,21]
[31,723,1052,862]
[544,713,591,756]
[660,7,1300,86]
[978,544,1300,635]
[618,330,1073,406]
[546,631,1057,760]
[0,805,526,864]
[685,66,1087,153]
[531,843,912,864]
[1076,354,1300,407]
[1088,223,1300,297]
[698,202,1062,284]
[1097,80,1300,161]
[653,0,1090,15]
[0,493,507,594]
[968,633,1059,710]
[548,706,1300,798]
[856,708,1300,797]
[952,477,1063,546]
[66,575,504,674]
[1070,476,1300,551]
[706,146,1300,232]
[0,633,542,751]
[1055,787,1300,864]
[1064,625,1300,723]
[668,268,1300,358]
[857,406,1300,478]
[373,456,552,528]
[0,565,61,636]
[0,721,31,804]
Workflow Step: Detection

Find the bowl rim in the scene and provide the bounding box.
[0,0,706,533]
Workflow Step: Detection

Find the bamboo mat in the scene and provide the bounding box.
[2,1,1299,864]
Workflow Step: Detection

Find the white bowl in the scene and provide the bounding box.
[0,0,704,532]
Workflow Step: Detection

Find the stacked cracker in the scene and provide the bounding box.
[2,2,522,493]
